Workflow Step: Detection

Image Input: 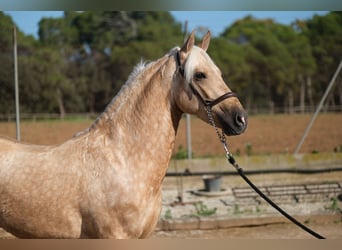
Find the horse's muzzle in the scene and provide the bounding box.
[219,109,248,136]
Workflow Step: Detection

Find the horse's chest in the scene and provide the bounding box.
[87,184,162,238]
[117,189,162,236]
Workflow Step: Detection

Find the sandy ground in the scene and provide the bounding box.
[152,169,342,239]
[0,114,341,156]
[1,215,340,239]
[152,214,342,239]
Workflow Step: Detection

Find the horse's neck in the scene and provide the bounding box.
[88,55,181,175]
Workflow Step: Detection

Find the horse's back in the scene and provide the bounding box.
[0,136,50,153]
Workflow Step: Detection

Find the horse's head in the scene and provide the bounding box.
[172,30,248,136]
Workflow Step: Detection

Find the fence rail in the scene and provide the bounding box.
[246,105,342,115]
[165,167,342,177]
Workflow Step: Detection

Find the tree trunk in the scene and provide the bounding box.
[338,79,342,112]
[324,94,335,112]
[269,101,274,114]
[299,75,305,114]
[266,74,274,114]
[288,89,294,114]
[307,76,314,113]
[57,88,66,119]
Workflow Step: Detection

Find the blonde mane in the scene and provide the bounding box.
[88,48,178,132]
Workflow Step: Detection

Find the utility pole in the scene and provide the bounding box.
[175,21,190,204]
[13,26,21,141]
[183,20,192,160]
[294,60,342,154]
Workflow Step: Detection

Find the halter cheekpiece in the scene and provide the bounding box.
[175,51,237,108]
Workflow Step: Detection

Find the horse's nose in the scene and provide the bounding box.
[234,111,248,132]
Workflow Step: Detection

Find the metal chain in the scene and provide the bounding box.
[205,105,241,171]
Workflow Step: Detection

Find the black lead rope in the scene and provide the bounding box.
[227,154,325,239]
[205,106,325,239]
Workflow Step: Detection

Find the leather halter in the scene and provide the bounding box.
[175,51,237,108]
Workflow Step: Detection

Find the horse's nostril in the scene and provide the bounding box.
[235,113,247,127]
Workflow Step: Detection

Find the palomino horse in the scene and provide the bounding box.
[0,30,247,238]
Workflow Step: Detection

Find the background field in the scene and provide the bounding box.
[0,113,341,156]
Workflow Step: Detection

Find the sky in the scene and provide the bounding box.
[5,11,329,38]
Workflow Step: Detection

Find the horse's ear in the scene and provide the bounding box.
[198,31,211,51]
[180,30,196,60]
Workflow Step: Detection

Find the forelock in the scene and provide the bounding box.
[183,46,216,83]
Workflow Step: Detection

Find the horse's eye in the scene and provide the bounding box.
[194,72,206,81]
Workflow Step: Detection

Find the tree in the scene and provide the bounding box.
[301,12,342,110]
[0,12,16,115]
[220,16,315,113]
[0,12,38,115]
[209,37,252,109]
[270,22,316,113]
[37,11,183,113]
[2,11,340,116]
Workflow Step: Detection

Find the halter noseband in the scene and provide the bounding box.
[175,51,237,108]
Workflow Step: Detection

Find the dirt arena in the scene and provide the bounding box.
[0,113,341,156]
[152,214,342,239]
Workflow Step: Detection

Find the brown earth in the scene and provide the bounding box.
[1,213,340,239]
[0,113,341,156]
[175,113,342,156]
